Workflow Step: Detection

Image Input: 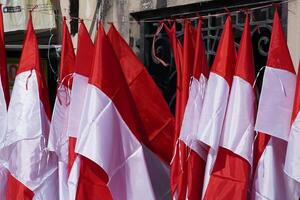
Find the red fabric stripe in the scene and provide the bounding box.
[68,137,77,175]
[210,16,236,87]
[6,174,34,200]
[204,147,250,200]
[291,62,300,124]
[0,5,10,107]
[74,21,94,77]
[76,157,112,200]
[266,10,295,74]
[235,15,255,85]
[170,141,188,199]
[253,132,270,173]
[187,150,206,200]
[193,20,209,79]
[59,18,75,88]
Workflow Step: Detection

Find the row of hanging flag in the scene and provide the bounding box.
[0,3,299,200]
[168,9,300,200]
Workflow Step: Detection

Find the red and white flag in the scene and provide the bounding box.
[203,14,255,199]
[108,24,175,199]
[195,15,236,198]
[285,61,300,183]
[0,4,10,199]
[66,20,94,199]
[171,20,197,199]
[0,13,58,199]
[179,20,209,199]
[48,17,75,200]
[253,10,300,199]
[71,24,155,200]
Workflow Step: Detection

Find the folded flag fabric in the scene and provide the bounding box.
[0,12,58,200]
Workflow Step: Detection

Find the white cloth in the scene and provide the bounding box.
[285,111,300,183]
[73,84,156,200]
[219,76,255,165]
[48,85,72,200]
[0,70,58,198]
[255,66,296,141]
[179,75,207,160]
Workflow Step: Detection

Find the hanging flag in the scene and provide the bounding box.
[253,10,300,199]
[285,61,300,183]
[0,12,58,199]
[108,24,175,165]
[196,15,236,198]
[108,24,174,198]
[72,24,155,200]
[179,19,209,200]
[66,19,94,199]
[203,14,255,199]
[0,4,10,199]
[169,20,197,199]
[48,17,75,200]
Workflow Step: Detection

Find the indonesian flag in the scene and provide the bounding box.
[179,19,209,199]
[253,10,300,199]
[170,20,197,199]
[0,13,58,199]
[0,4,10,199]
[203,14,255,199]
[66,20,94,199]
[285,61,300,183]
[108,24,175,198]
[196,15,236,198]
[71,24,155,199]
[48,17,75,200]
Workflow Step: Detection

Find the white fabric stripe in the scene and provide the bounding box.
[196,72,230,150]
[0,71,58,193]
[75,84,155,200]
[67,73,89,138]
[48,87,71,164]
[195,72,231,199]
[219,77,255,165]
[179,75,207,159]
[255,66,296,141]
[57,161,69,200]
[48,85,71,200]
[285,111,300,183]
[0,165,8,199]
[0,68,8,199]
[251,137,300,200]
[33,168,59,200]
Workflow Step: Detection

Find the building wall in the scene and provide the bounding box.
[58,0,299,68]
[288,0,300,70]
